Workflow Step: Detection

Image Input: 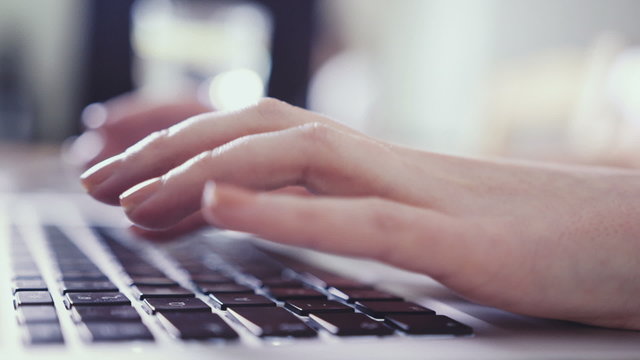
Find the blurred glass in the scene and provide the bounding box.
[131,0,272,110]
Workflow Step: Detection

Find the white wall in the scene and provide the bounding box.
[316,0,640,155]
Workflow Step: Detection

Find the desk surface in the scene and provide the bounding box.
[0,143,83,193]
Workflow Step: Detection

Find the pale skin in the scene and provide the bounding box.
[78,96,640,331]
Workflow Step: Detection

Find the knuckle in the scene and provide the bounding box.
[365,199,416,264]
[298,122,335,148]
[254,97,292,122]
[294,123,337,186]
[367,199,406,234]
[126,128,171,157]
[166,149,214,178]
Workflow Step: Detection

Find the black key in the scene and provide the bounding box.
[189,274,235,284]
[16,306,59,323]
[228,307,316,338]
[12,279,48,293]
[80,322,154,342]
[354,301,435,319]
[158,312,238,340]
[127,276,178,287]
[266,287,326,300]
[198,283,253,294]
[209,293,274,310]
[310,313,394,336]
[71,306,142,322]
[328,288,402,303]
[120,265,165,277]
[180,264,216,274]
[22,323,64,345]
[65,292,130,308]
[14,291,54,306]
[258,278,304,288]
[60,280,118,294]
[57,274,109,282]
[11,275,44,281]
[384,314,473,335]
[143,297,211,314]
[11,261,40,273]
[131,285,194,300]
[300,272,371,289]
[12,269,42,278]
[285,299,353,316]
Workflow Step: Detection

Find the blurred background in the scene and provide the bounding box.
[2,0,640,166]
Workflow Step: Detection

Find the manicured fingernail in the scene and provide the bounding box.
[202,181,218,209]
[119,178,162,213]
[80,154,124,191]
[201,182,256,226]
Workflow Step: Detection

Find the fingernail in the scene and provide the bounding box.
[202,181,218,209]
[80,154,124,191]
[201,182,255,225]
[119,178,162,213]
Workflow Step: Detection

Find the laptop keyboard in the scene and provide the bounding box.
[9,225,473,345]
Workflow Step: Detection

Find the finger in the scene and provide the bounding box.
[128,186,313,239]
[200,182,473,281]
[91,101,212,168]
[128,211,209,242]
[79,96,211,169]
[81,98,355,205]
[118,122,412,230]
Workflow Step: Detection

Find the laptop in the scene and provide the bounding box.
[1,146,639,360]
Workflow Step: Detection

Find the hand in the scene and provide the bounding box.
[80,98,640,330]
[69,92,212,169]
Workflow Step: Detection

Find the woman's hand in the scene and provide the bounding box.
[70,92,211,169]
[80,98,640,330]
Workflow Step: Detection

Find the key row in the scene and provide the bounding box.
[10,226,65,345]
[160,232,473,337]
[42,226,155,342]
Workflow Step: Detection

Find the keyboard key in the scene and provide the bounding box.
[71,306,142,322]
[189,273,235,284]
[131,285,194,300]
[80,322,154,342]
[285,299,354,316]
[209,293,275,310]
[120,265,165,277]
[127,276,178,287]
[11,275,44,281]
[198,283,253,294]
[300,272,371,289]
[11,269,42,278]
[60,280,118,294]
[12,279,48,293]
[328,288,402,303]
[143,297,211,314]
[228,307,316,338]
[258,278,304,288]
[354,301,435,319]
[11,261,40,273]
[22,323,64,345]
[57,274,110,282]
[14,291,54,306]
[16,306,59,323]
[310,313,394,336]
[158,312,238,340]
[384,314,473,335]
[266,287,326,300]
[65,292,130,308]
